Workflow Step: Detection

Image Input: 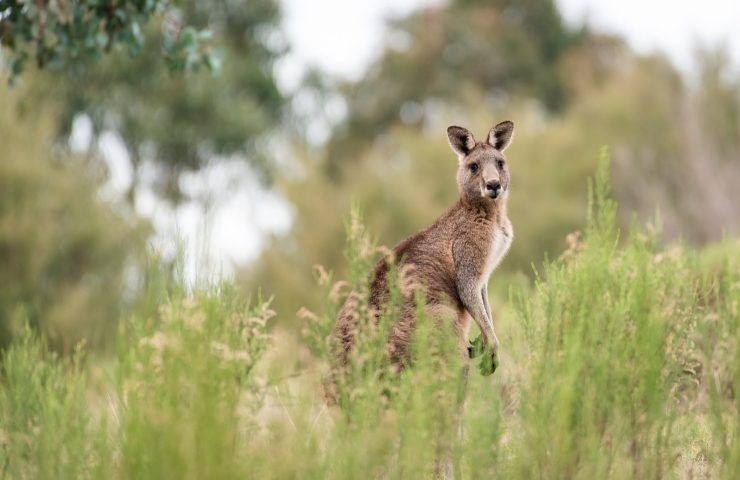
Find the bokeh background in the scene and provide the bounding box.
[1,0,739,351]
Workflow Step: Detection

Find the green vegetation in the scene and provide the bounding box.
[10,0,285,203]
[0,0,220,79]
[1,0,738,477]
[1,161,737,478]
[0,85,146,352]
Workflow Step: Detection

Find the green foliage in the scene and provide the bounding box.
[1,0,738,474]
[511,157,700,477]
[0,263,273,478]
[18,0,285,202]
[694,46,740,158]
[0,166,738,477]
[0,86,147,352]
[0,0,219,80]
[0,326,101,479]
[117,282,272,478]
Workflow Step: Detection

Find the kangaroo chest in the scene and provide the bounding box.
[482,219,513,283]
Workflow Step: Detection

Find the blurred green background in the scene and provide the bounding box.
[1,0,738,349]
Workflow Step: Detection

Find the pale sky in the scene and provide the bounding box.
[91,0,740,282]
[558,0,740,72]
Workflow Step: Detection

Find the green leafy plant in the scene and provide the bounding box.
[0,0,219,80]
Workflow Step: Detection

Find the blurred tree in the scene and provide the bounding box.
[694,46,740,158]
[579,50,740,243]
[324,0,583,171]
[0,0,218,79]
[19,0,285,203]
[0,85,147,352]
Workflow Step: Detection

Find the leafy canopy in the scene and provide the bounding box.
[0,0,220,80]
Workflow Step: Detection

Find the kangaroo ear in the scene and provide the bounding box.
[487,120,514,151]
[447,126,476,157]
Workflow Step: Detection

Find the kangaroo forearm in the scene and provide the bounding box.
[476,316,498,347]
[480,286,500,349]
[460,290,497,347]
[481,286,492,324]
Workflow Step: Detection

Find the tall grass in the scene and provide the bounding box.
[0,158,737,478]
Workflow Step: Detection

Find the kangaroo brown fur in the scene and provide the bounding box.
[328,120,515,399]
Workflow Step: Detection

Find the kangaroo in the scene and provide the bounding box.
[329,120,514,396]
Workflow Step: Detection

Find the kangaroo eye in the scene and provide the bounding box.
[469,163,479,173]
[497,160,505,169]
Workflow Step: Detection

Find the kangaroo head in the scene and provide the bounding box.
[447,120,514,203]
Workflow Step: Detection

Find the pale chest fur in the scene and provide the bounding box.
[481,218,513,285]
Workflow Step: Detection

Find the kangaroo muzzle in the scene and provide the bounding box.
[484,180,502,199]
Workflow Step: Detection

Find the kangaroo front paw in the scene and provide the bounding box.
[469,334,499,375]
[468,334,486,359]
[479,348,498,376]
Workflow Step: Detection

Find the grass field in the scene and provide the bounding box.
[1,161,738,479]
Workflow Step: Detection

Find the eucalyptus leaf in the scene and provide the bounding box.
[0,0,218,79]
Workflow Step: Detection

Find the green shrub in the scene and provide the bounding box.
[116,282,272,479]
[0,324,109,479]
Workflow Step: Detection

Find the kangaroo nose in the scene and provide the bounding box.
[485,181,502,198]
